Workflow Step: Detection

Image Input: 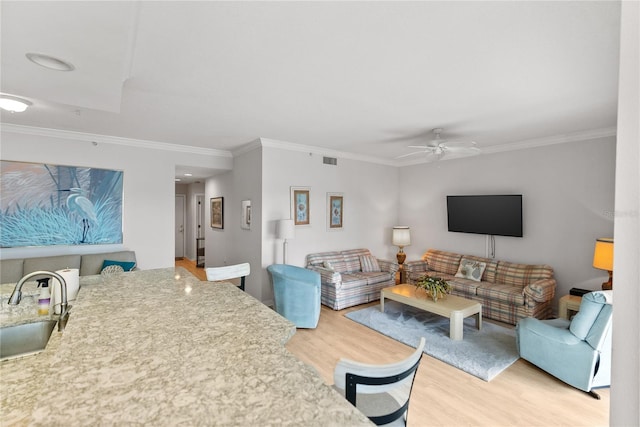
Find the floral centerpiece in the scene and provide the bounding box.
[414,275,451,302]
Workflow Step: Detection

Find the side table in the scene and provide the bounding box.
[558,294,582,320]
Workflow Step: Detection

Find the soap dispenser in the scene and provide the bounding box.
[37,278,51,316]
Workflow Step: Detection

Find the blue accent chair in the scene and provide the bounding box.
[267,264,321,328]
[516,291,612,398]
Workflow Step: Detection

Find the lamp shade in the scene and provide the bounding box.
[392,226,411,247]
[592,238,613,271]
[277,219,295,240]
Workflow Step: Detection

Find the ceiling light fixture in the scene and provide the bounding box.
[184,173,193,177]
[175,178,181,182]
[26,52,75,71]
[0,95,32,113]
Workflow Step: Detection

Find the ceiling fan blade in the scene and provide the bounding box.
[444,145,480,152]
[407,145,436,150]
[395,151,428,159]
[441,140,478,148]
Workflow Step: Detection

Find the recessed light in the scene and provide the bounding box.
[26,53,75,71]
[0,95,32,113]
[175,178,181,182]
[184,173,193,177]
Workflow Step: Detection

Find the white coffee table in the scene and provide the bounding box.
[380,284,482,340]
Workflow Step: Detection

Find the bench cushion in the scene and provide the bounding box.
[24,255,82,276]
[0,259,25,283]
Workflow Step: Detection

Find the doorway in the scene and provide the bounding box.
[175,194,185,259]
[195,194,205,267]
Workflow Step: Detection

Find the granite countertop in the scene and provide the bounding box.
[0,268,372,426]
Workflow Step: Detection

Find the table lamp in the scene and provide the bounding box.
[592,237,614,290]
[392,226,411,283]
[277,219,295,264]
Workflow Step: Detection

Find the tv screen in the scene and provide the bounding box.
[447,195,523,237]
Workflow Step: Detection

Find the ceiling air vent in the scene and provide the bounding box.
[323,156,337,166]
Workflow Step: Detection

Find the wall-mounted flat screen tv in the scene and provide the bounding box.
[447,195,523,237]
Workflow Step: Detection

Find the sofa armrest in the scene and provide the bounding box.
[306,266,341,286]
[404,260,428,274]
[524,278,556,303]
[377,259,399,274]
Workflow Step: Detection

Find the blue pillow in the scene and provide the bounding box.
[101,259,136,272]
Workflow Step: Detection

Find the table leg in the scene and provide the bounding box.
[475,311,482,331]
[559,297,569,320]
[380,292,385,312]
[450,311,463,340]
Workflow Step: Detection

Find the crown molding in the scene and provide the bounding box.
[2,124,616,166]
[480,126,617,155]
[231,138,262,157]
[1,124,233,158]
[259,137,397,167]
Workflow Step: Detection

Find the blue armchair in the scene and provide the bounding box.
[267,264,321,329]
[516,291,612,398]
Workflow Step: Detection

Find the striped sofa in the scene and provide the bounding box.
[405,249,556,325]
[305,249,399,310]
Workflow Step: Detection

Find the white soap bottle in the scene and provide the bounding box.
[37,278,51,316]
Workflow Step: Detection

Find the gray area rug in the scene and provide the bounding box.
[345,300,519,381]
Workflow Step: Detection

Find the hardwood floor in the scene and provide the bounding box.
[176,259,609,426]
[175,258,207,281]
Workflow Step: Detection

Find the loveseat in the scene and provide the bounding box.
[405,249,556,325]
[305,248,399,310]
[0,251,137,284]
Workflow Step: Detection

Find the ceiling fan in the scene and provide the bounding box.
[396,128,480,160]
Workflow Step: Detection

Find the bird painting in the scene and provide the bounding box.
[66,188,98,243]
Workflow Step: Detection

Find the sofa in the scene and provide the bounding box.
[0,251,137,284]
[305,248,399,310]
[405,249,556,325]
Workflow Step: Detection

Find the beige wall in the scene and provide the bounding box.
[398,136,616,312]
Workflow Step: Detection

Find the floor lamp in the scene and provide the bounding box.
[277,219,295,264]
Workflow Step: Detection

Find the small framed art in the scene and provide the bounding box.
[211,197,223,229]
[327,193,344,230]
[291,187,310,226]
[241,200,251,230]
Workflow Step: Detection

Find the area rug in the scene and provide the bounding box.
[345,300,519,381]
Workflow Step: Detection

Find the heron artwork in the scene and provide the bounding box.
[66,188,98,243]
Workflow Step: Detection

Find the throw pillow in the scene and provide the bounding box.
[455,258,486,282]
[101,264,125,276]
[101,259,136,272]
[359,255,381,272]
[323,260,334,270]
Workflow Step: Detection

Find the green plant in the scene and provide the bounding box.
[415,275,451,302]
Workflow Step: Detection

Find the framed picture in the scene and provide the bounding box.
[0,160,123,247]
[241,200,251,230]
[211,197,223,229]
[327,193,344,230]
[290,186,310,226]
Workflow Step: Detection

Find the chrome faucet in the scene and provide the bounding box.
[8,271,70,331]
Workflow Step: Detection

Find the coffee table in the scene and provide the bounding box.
[380,284,482,340]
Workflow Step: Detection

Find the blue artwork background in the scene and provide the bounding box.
[0,161,123,247]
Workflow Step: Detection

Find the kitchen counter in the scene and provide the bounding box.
[0,268,372,426]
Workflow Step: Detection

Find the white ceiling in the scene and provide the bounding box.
[1,1,621,181]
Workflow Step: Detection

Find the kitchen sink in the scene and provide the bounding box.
[0,320,57,361]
